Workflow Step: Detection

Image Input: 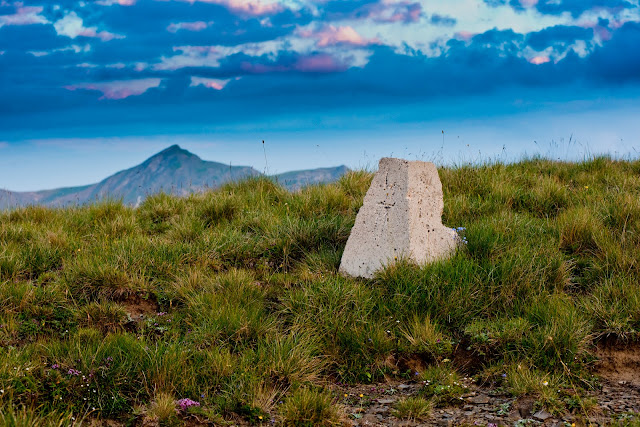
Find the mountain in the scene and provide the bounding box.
[274,165,350,191]
[0,145,349,209]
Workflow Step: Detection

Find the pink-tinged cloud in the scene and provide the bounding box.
[335,0,421,24]
[64,78,161,100]
[299,25,379,48]
[519,0,538,7]
[182,0,282,17]
[96,0,136,5]
[595,26,612,41]
[190,76,230,90]
[529,55,550,65]
[0,5,48,26]
[241,54,346,74]
[54,11,122,41]
[295,54,346,73]
[577,20,613,41]
[455,31,475,41]
[167,21,211,33]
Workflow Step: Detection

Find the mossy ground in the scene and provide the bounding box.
[1,157,640,424]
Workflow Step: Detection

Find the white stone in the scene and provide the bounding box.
[339,157,458,278]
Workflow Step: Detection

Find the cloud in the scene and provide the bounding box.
[323,0,423,24]
[54,11,122,41]
[526,25,595,51]
[1,0,640,132]
[236,52,348,74]
[299,25,379,47]
[0,4,48,26]
[96,0,136,5]
[64,78,162,99]
[167,21,212,33]
[482,0,636,18]
[190,76,231,89]
[154,46,225,71]
[587,21,640,83]
[429,14,457,26]
[529,55,550,64]
[180,0,283,17]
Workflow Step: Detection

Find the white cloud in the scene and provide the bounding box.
[0,5,48,27]
[64,78,162,100]
[54,11,122,41]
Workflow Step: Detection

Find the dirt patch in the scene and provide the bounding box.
[452,339,485,375]
[122,294,159,321]
[594,339,640,386]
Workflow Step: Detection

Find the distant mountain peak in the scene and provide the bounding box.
[0,146,350,209]
[152,144,198,159]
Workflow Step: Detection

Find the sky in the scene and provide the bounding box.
[1,0,639,191]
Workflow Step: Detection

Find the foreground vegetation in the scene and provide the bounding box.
[1,157,640,424]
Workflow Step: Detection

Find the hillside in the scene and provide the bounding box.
[1,157,640,425]
[0,145,349,209]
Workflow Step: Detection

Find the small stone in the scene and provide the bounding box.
[377,398,397,404]
[360,413,379,425]
[470,395,490,404]
[397,384,411,390]
[533,410,552,421]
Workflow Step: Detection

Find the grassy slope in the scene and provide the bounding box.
[1,157,639,424]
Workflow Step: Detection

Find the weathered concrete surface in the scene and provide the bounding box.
[339,157,458,278]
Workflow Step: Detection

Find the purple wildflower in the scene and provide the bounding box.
[177,398,200,411]
[157,312,167,316]
[51,364,59,369]
[68,369,81,376]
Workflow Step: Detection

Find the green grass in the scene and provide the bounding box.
[1,158,639,423]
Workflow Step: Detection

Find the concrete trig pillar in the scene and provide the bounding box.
[339,158,458,278]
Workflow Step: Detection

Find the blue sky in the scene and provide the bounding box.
[1,0,639,191]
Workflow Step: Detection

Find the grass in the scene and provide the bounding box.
[393,396,433,421]
[1,157,639,423]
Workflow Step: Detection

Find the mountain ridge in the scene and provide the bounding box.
[0,145,349,209]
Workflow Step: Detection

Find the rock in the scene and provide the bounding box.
[360,413,379,425]
[397,384,411,390]
[377,398,397,404]
[515,398,535,418]
[470,394,490,404]
[533,410,552,421]
[339,157,459,278]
